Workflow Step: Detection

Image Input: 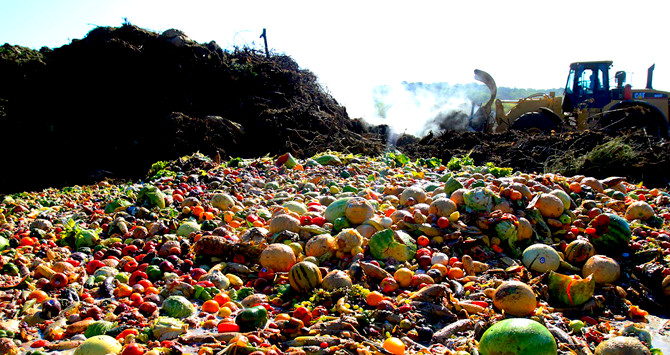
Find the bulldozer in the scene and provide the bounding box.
[474,61,670,138]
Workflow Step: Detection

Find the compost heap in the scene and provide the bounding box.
[0,151,669,355]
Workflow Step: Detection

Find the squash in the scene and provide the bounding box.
[510,182,532,199]
[581,177,604,193]
[344,197,375,224]
[335,229,364,253]
[492,281,537,317]
[594,336,651,355]
[549,189,572,209]
[564,239,595,264]
[399,186,427,205]
[582,255,620,284]
[268,214,301,234]
[288,261,322,293]
[428,198,457,217]
[73,335,122,355]
[449,188,467,207]
[321,270,353,290]
[305,234,337,257]
[531,193,564,218]
[516,217,533,241]
[624,201,655,221]
[211,193,236,211]
[259,243,297,272]
[521,244,560,273]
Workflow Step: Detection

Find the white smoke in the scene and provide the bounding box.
[365,82,474,137]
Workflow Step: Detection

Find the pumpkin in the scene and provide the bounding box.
[492,281,537,317]
[288,261,322,293]
[587,213,631,252]
[624,201,655,221]
[259,243,296,272]
[268,214,300,234]
[428,198,458,217]
[582,255,620,284]
[321,270,353,290]
[531,193,565,218]
[305,234,337,257]
[345,197,375,224]
[564,239,596,264]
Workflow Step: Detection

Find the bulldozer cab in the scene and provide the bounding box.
[562,61,612,112]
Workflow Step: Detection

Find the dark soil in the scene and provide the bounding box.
[1,24,669,194]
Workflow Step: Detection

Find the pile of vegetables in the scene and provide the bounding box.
[0,151,669,355]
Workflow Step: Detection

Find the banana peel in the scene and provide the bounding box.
[548,271,595,307]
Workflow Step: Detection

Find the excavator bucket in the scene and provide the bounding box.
[471,69,497,132]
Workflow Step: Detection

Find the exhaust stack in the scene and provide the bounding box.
[646,64,655,89]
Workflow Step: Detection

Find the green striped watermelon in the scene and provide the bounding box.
[587,213,631,252]
[288,261,322,293]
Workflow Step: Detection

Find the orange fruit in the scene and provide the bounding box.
[366,291,385,307]
[202,300,220,314]
[448,267,465,279]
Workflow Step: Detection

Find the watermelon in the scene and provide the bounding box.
[443,176,464,196]
[587,213,631,252]
[324,197,352,223]
[478,318,557,355]
[288,261,322,293]
[547,271,595,307]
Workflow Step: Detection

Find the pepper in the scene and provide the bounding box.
[235,305,269,332]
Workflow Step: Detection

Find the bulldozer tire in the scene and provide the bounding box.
[601,100,669,139]
[510,110,559,133]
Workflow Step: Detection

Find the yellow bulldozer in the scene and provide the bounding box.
[474,61,670,138]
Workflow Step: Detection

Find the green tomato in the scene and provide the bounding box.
[333,217,350,231]
[146,265,162,280]
[235,305,269,332]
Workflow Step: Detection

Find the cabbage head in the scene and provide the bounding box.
[151,316,188,341]
[161,295,196,318]
[463,187,495,212]
[494,220,517,241]
[84,320,116,338]
[75,229,99,250]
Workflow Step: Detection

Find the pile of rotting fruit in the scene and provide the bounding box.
[0,151,669,355]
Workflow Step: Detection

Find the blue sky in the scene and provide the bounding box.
[2,0,669,126]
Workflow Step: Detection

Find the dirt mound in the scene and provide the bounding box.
[0,25,385,193]
[398,129,670,186]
